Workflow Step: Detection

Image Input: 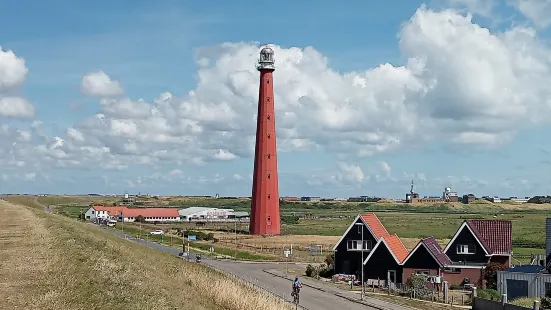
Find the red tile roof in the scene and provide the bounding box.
[122,208,180,218]
[360,213,390,239]
[466,219,512,254]
[420,237,452,266]
[383,234,409,263]
[91,206,180,218]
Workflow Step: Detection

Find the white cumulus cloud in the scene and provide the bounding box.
[2,5,551,184]
[514,0,551,28]
[0,97,35,118]
[0,46,28,91]
[81,71,124,97]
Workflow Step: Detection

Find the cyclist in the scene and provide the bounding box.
[292,277,302,297]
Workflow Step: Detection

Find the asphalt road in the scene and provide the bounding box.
[106,229,375,310]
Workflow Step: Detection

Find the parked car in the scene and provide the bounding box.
[150,230,164,235]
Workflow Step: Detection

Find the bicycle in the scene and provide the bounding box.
[291,287,300,304]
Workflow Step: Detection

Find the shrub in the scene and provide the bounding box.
[483,262,506,290]
[477,289,500,301]
[541,296,551,309]
[406,274,431,298]
[305,264,318,278]
[510,297,538,308]
[281,215,299,225]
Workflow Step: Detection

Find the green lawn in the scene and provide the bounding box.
[115,224,273,261]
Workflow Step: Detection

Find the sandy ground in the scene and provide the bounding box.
[213,232,449,251]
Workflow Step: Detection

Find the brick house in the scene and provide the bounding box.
[334,216,512,289]
[401,236,452,288]
[441,219,512,287]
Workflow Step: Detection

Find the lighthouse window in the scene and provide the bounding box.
[267,154,271,159]
[267,97,270,101]
[267,173,271,179]
[267,115,270,120]
[267,79,270,84]
[267,194,271,199]
[267,134,270,139]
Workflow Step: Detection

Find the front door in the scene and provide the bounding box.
[388,270,396,284]
[343,260,350,274]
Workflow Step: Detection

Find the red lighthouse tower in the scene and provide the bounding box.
[250,46,281,235]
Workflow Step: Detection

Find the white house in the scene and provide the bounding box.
[85,206,180,223]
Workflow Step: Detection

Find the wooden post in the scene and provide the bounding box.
[431,290,434,302]
[372,281,375,292]
[534,300,541,310]
[443,281,449,304]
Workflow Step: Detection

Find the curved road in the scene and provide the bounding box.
[108,230,377,310]
[30,197,402,309]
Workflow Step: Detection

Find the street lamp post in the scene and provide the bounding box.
[355,223,364,301]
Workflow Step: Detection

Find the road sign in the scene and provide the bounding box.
[188,235,196,241]
[284,249,291,257]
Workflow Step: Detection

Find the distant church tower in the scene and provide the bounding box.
[249,45,281,235]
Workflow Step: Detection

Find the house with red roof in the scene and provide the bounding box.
[84,205,180,223]
[401,219,512,288]
[334,216,513,289]
[401,237,452,288]
[332,213,390,277]
[363,234,409,284]
[440,219,512,287]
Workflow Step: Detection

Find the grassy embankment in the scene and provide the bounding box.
[0,199,291,310]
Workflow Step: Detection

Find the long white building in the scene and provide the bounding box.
[178,207,234,221]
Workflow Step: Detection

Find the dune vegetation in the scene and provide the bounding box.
[0,199,291,310]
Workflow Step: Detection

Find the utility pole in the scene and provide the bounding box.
[234,219,237,259]
[361,225,364,301]
[355,223,364,301]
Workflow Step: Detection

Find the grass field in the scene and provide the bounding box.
[25,195,549,262]
[0,199,291,310]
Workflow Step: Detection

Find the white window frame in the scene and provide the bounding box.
[416,270,430,276]
[347,240,372,251]
[457,244,476,255]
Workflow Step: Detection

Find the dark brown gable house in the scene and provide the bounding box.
[442,219,512,287]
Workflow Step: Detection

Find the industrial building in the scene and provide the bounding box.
[462,194,476,204]
[442,187,459,202]
[178,207,248,221]
[301,196,321,202]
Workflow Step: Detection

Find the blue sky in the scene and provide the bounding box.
[1,0,551,198]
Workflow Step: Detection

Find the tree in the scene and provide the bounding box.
[483,262,507,289]
[135,215,145,223]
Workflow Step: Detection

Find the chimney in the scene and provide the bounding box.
[546,218,551,267]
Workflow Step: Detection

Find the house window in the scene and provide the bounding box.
[457,244,476,254]
[444,267,462,273]
[347,240,371,250]
[91,211,95,214]
[416,270,430,276]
